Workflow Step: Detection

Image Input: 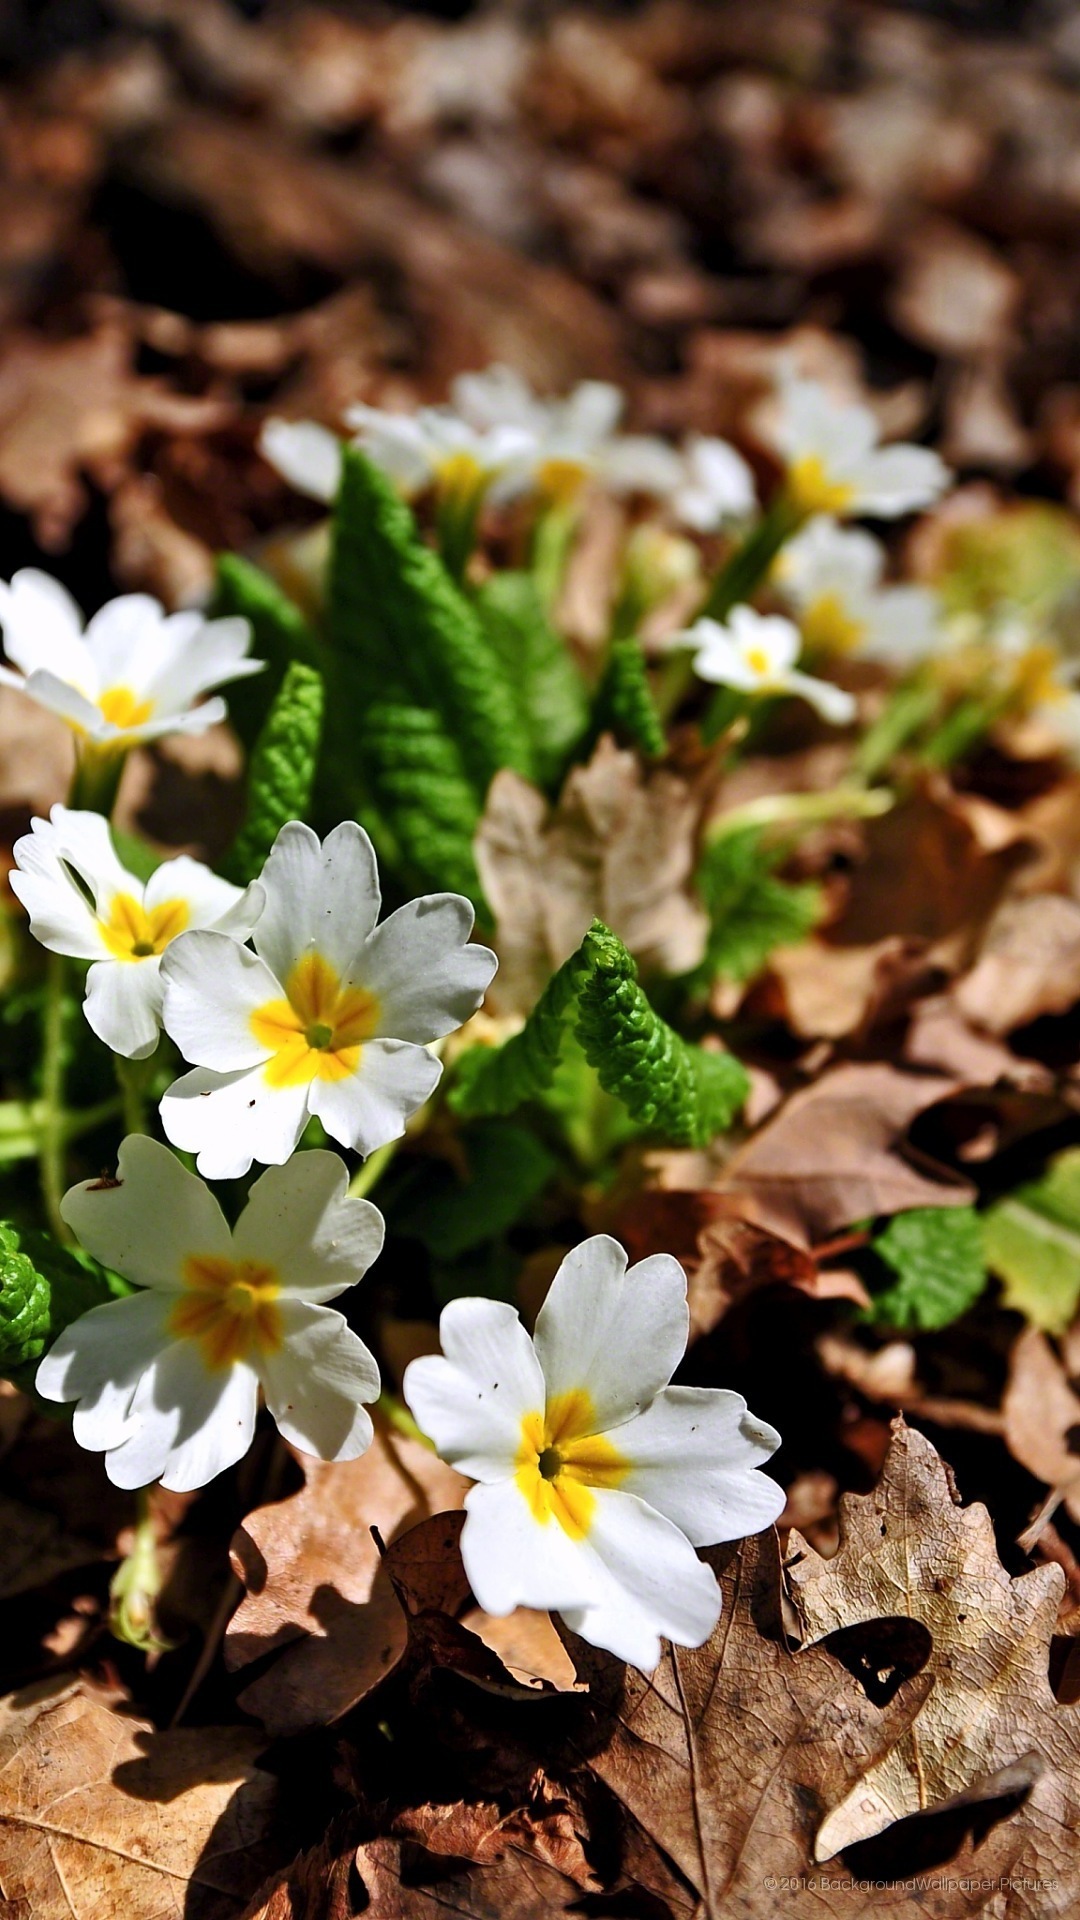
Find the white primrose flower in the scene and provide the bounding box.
[402,1234,784,1671]
[776,515,941,669]
[159,820,497,1179]
[670,604,856,723]
[260,409,537,510]
[772,375,950,520]
[452,363,683,508]
[666,434,757,532]
[9,807,262,1059]
[0,570,261,749]
[36,1136,384,1492]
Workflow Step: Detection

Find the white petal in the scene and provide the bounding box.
[161,931,282,1072]
[144,855,252,933]
[861,585,941,667]
[460,1478,602,1616]
[607,1387,784,1546]
[778,515,883,605]
[782,668,856,724]
[35,1288,172,1449]
[728,605,801,673]
[403,1296,545,1478]
[307,1037,441,1157]
[260,418,343,504]
[359,895,497,1043]
[846,444,950,517]
[0,570,91,686]
[533,1238,688,1432]
[9,813,110,960]
[19,669,108,737]
[260,1300,379,1461]
[253,820,381,985]
[600,435,684,495]
[83,955,164,1060]
[559,1492,722,1668]
[233,1149,385,1300]
[105,1343,259,1492]
[159,1064,311,1179]
[83,594,165,687]
[61,1133,232,1288]
[344,408,434,495]
[559,380,624,449]
[142,616,262,717]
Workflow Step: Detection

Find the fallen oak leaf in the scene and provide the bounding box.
[954,894,1080,1036]
[718,1062,973,1246]
[787,1418,1080,1911]
[0,1678,282,1920]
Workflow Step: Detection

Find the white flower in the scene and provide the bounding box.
[260,408,537,509]
[0,571,262,749]
[259,419,344,505]
[667,434,757,531]
[670,604,856,723]
[36,1136,384,1492]
[776,515,941,669]
[452,364,682,507]
[9,807,262,1060]
[772,375,949,520]
[159,820,497,1179]
[402,1234,783,1671]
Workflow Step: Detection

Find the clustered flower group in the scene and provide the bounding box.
[4,356,983,1672]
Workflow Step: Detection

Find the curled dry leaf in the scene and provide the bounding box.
[0,1678,281,1920]
[563,1528,1021,1919]
[1002,1327,1080,1528]
[954,894,1080,1036]
[476,739,709,1015]
[788,1418,1080,1910]
[718,1062,973,1246]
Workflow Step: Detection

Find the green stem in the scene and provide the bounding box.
[531,501,579,614]
[39,953,70,1242]
[853,677,943,783]
[69,746,126,816]
[436,487,483,584]
[700,492,803,622]
[376,1391,435,1449]
[115,1055,150,1137]
[349,1137,399,1200]
[110,1484,173,1652]
[707,784,895,844]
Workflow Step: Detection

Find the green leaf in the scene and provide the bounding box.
[108,828,163,885]
[212,554,319,746]
[475,571,590,788]
[591,636,665,759]
[389,1121,557,1260]
[224,661,325,884]
[360,703,484,906]
[866,1206,988,1332]
[694,827,822,986]
[451,919,748,1148]
[0,1221,129,1389]
[983,1149,1080,1332]
[328,449,529,793]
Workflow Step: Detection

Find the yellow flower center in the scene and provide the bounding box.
[435,449,486,504]
[536,457,589,508]
[799,591,866,656]
[515,1387,629,1541]
[1011,641,1067,710]
[98,686,154,731]
[99,891,190,962]
[744,644,774,678]
[787,454,855,516]
[250,950,381,1088]
[169,1254,283,1369]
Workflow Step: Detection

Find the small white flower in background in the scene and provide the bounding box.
[776,515,942,669]
[159,819,497,1179]
[36,1136,384,1492]
[772,375,950,521]
[669,604,857,723]
[259,409,538,510]
[0,571,262,750]
[666,434,757,532]
[259,418,345,506]
[453,363,683,508]
[403,1234,783,1671]
[9,807,262,1060]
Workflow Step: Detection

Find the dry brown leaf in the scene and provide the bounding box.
[1002,1328,1080,1528]
[767,936,934,1043]
[567,1528,1020,1918]
[903,997,1052,1093]
[226,1424,467,1736]
[788,1419,1080,1905]
[249,1826,589,1920]
[476,738,708,1014]
[718,1062,973,1245]
[0,317,231,547]
[954,894,1080,1035]
[0,1678,280,1920]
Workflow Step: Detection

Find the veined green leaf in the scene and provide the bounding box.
[867,1206,988,1332]
[591,636,666,760]
[225,661,324,883]
[0,1221,130,1390]
[694,827,822,986]
[212,554,319,746]
[361,703,485,906]
[475,571,590,787]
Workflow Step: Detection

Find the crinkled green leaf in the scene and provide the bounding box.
[212,554,319,746]
[361,703,484,907]
[225,662,324,884]
[0,1221,129,1389]
[329,449,529,793]
[451,919,747,1147]
[866,1206,988,1332]
[475,571,589,787]
[983,1149,1080,1333]
[694,827,822,986]
[591,636,665,759]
